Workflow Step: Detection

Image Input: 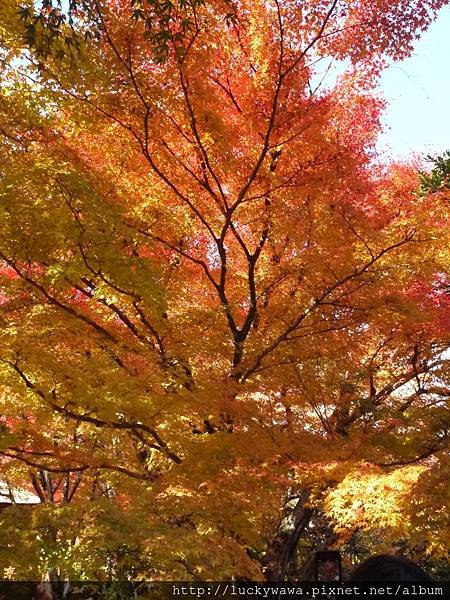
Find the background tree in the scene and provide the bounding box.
[0,0,449,581]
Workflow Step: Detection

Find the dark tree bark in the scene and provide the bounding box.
[262,488,315,581]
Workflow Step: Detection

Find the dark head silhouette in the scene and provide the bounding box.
[349,554,431,582]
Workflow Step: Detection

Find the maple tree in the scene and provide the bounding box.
[0,0,449,583]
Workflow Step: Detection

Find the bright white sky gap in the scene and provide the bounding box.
[378,6,450,161]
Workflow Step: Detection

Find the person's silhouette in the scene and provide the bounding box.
[349,554,431,582]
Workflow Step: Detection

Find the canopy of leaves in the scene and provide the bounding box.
[419,151,450,196]
[0,0,449,581]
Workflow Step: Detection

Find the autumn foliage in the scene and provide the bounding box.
[0,0,449,582]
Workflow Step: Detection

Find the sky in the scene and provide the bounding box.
[377,6,450,160]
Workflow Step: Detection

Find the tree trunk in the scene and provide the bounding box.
[262,489,314,581]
